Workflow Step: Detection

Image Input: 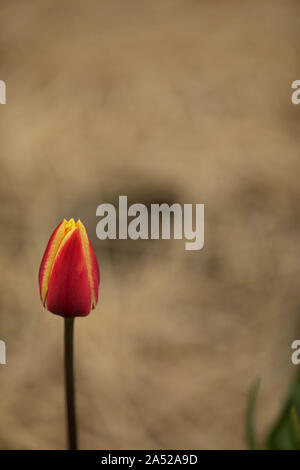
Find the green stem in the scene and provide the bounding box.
[64,317,78,450]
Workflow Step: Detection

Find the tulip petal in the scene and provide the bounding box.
[38,219,67,304]
[77,220,100,308]
[46,227,92,317]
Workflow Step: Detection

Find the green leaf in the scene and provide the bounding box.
[266,371,300,450]
[246,379,260,449]
[288,406,300,450]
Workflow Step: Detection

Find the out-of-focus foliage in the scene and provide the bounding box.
[247,374,300,450]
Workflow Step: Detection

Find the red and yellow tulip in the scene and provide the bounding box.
[39,218,100,317]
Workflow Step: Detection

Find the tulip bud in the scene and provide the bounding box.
[39,219,100,317]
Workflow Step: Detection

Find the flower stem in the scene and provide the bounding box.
[64,317,78,450]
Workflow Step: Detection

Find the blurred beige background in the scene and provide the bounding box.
[1,0,300,449]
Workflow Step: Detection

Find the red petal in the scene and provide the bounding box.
[88,236,100,307]
[46,227,92,317]
[77,221,100,308]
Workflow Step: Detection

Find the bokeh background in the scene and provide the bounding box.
[1,0,300,449]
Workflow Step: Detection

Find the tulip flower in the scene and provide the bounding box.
[38,218,100,450]
[39,218,100,317]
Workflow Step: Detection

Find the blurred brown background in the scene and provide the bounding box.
[1,0,300,449]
